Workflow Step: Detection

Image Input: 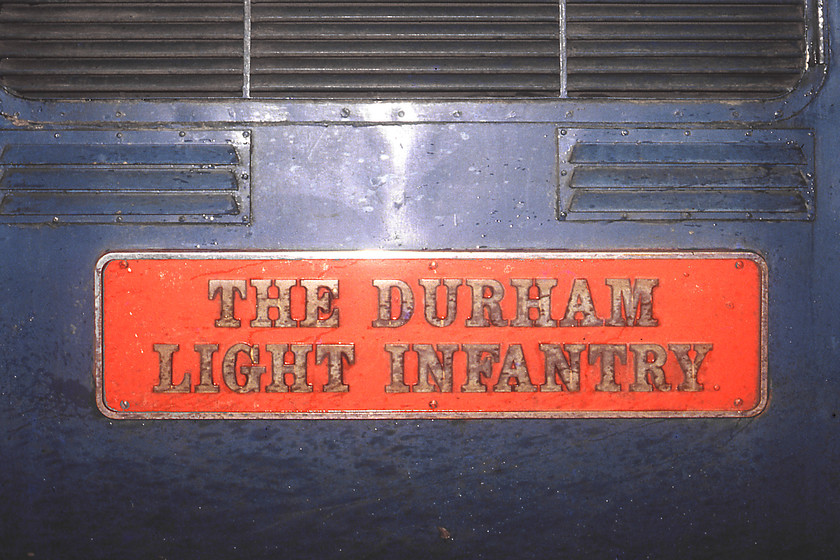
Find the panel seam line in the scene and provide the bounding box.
[560,0,567,98]
[244,0,252,98]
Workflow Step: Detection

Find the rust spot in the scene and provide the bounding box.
[0,112,43,129]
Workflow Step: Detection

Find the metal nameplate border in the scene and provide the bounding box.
[94,250,768,419]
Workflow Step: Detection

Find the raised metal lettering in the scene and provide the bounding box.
[539,343,585,392]
[372,280,414,328]
[208,279,247,328]
[510,279,558,327]
[250,279,296,328]
[590,344,626,392]
[559,279,603,327]
[194,343,220,393]
[629,344,671,392]
[152,343,189,393]
[670,343,713,392]
[222,343,263,393]
[300,279,339,328]
[265,344,313,393]
[384,343,410,393]
[317,344,354,392]
[605,278,659,327]
[465,280,508,327]
[461,343,500,392]
[495,344,537,392]
[419,278,460,327]
[414,344,458,393]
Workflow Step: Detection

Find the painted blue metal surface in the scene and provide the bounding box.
[1,5,838,560]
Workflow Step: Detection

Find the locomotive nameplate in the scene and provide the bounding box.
[95,251,767,419]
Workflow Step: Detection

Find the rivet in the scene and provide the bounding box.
[620,130,629,136]
[735,261,743,269]
[734,398,743,406]
[340,107,351,118]
[560,129,567,136]
[452,111,461,118]
[242,131,250,138]
[120,400,130,410]
[429,400,438,409]
[397,110,405,118]
[560,169,567,176]
[179,131,186,137]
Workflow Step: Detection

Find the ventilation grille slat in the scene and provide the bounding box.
[0,1,808,99]
[251,40,558,57]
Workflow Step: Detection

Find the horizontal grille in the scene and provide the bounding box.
[0,1,807,99]
[0,1,245,98]
[250,0,559,97]
[566,0,807,97]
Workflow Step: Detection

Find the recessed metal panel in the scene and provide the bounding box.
[95,251,767,419]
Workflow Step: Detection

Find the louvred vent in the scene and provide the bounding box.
[0,1,806,99]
